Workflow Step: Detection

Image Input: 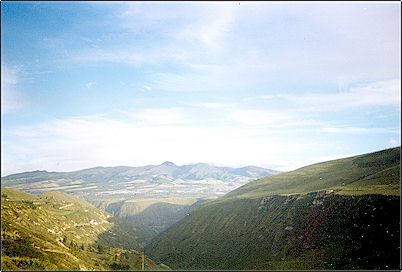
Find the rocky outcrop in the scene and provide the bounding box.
[310,190,335,206]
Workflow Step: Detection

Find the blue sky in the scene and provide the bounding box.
[1,1,400,175]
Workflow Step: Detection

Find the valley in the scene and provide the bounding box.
[2,162,277,246]
[2,147,400,270]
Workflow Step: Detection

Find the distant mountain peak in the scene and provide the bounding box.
[193,163,209,166]
[161,161,176,167]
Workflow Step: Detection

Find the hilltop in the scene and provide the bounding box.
[223,147,400,199]
[146,147,401,270]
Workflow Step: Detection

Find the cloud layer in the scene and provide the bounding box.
[1,2,400,175]
[3,77,400,175]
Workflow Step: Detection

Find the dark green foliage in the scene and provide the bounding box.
[147,194,400,270]
[352,147,400,169]
[1,233,56,270]
[96,218,141,250]
[2,235,44,259]
[97,244,104,254]
[110,261,130,270]
[1,257,54,270]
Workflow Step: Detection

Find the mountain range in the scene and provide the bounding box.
[2,162,278,200]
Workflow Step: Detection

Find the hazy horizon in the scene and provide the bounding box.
[1,2,401,176]
[2,146,400,178]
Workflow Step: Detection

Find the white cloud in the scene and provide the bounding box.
[1,65,24,113]
[0,114,335,175]
[142,85,152,92]
[243,95,281,102]
[1,66,18,85]
[227,110,290,127]
[350,79,401,107]
[223,105,399,134]
[201,102,232,109]
[117,2,237,51]
[177,3,237,51]
[85,82,95,89]
[3,106,399,176]
[69,3,400,94]
[280,79,401,112]
[149,61,264,92]
[226,109,320,128]
[119,108,184,125]
[74,47,145,65]
[388,138,398,148]
[321,127,399,134]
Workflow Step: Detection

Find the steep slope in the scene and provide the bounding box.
[146,147,401,270]
[93,198,207,246]
[1,188,169,270]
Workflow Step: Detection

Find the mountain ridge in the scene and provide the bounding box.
[2,162,278,200]
[3,162,278,181]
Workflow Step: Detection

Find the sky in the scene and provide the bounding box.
[1,1,401,176]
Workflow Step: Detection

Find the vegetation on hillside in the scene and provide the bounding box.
[146,147,401,270]
[224,147,400,199]
[147,193,400,270]
[1,188,170,270]
[2,147,400,270]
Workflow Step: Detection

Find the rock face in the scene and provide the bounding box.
[285,226,294,231]
[309,190,336,206]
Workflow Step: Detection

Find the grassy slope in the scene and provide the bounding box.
[146,147,401,270]
[1,188,169,270]
[224,147,400,199]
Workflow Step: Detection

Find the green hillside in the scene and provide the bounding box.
[1,188,170,270]
[224,147,400,199]
[146,147,401,270]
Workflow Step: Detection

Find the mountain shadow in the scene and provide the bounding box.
[98,199,208,247]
